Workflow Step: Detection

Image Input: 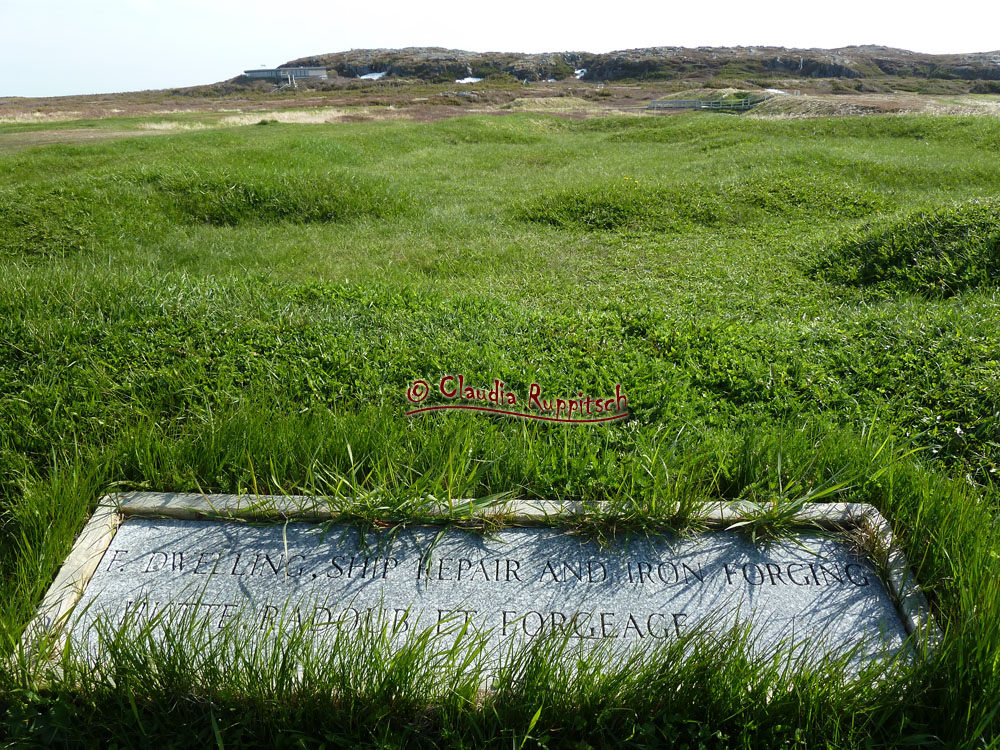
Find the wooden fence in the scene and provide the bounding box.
[647,95,770,112]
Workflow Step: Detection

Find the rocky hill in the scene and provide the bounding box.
[284,45,1000,83]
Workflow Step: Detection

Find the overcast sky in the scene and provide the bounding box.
[2,0,999,98]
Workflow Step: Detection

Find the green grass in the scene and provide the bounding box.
[1,111,999,746]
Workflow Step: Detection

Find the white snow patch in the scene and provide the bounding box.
[360,71,386,80]
[455,77,482,84]
[765,88,789,95]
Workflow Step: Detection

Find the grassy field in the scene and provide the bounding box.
[1,107,999,747]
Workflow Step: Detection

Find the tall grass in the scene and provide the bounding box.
[3,595,923,747]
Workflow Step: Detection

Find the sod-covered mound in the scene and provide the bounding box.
[150,169,408,226]
[0,170,411,258]
[520,176,886,234]
[816,198,1000,296]
[520,181,726,233]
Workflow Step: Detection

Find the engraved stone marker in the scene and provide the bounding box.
[30,493,937,674]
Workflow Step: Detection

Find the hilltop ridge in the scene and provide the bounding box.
[282,45,1000,83]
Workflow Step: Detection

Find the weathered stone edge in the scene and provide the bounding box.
[24,492,939,656]
[856,508,942,653]
[111,491,870,527]
[21,504,122,653]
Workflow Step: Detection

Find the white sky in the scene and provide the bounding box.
[2,0,999,98]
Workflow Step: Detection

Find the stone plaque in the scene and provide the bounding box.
[31,494,935,674]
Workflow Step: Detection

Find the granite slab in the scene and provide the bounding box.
[62,514,916,672]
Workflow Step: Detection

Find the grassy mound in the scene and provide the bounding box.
[521,175,885,233]
[0,169,409,258]
[150,169,409,226]
[730,175,887,219]
[430,116,549,144]
[519,180,726,233]
[816,198,1000,296]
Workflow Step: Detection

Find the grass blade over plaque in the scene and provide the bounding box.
[9,592,923,748]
